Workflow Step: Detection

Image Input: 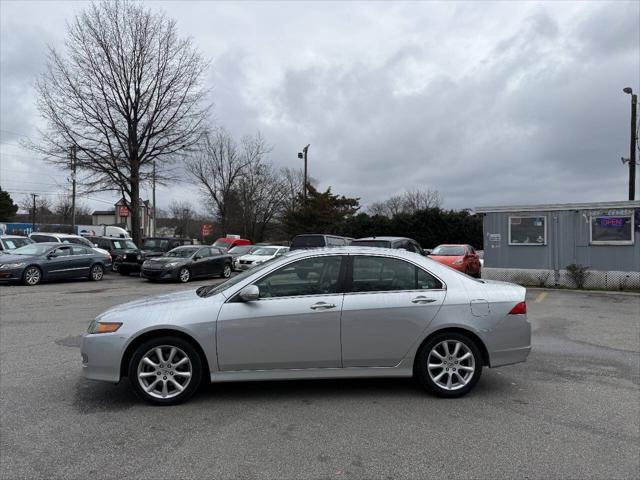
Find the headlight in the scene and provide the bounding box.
[0,262,25,269]
[165,262,180,268]
[88,321,122,334]
[136,254,142,261]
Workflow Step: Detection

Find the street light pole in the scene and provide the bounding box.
[70,145,77,232]
[31,193,39,232]
[623,87,637,201]
[298,144,310,200]
[152,160,156,236]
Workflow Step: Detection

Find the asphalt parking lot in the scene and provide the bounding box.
[1,274,638,479]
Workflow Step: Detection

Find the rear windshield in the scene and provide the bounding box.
[291,236,325,248]
[350,240,392,248]
[430,246,465,256]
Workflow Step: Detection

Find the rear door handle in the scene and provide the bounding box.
[411,296,437,304]
[310,302,336,310]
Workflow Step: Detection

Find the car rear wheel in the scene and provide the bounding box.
[89,264,104,281]
[415,332,482,398]
[178,267,190,283]
[128,337,202,405]
[22,266,42,286]
[221,264,231,278]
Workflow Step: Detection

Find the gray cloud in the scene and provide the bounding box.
[1,0,638,213]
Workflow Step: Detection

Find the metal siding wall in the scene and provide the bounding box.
[482,209,640,272]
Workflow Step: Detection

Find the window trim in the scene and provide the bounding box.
[508,215,547,246]
[589,214,634,246]
[344,254,446,295]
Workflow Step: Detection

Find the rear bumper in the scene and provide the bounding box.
[484,313,532,368]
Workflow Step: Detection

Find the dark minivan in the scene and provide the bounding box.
[289,234,351,251]
[349,236,425,255]
[92,237,138,271]
[115,237,194,275]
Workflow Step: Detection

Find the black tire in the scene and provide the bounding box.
[128,336,203,406]
[89,263,104,281]
[112,263,119,272]
[414,332,483,398]
[22,265,42,286]
[221,263,232,279]
[178,267,190,283]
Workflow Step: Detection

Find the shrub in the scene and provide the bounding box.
[566,264,589,289]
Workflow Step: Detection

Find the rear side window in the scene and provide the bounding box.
[71,246,89,255]
[350,256,442,292]
[326,237,346,246]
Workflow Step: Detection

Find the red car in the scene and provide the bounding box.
[212,236,252,251]
[429,244,481,277]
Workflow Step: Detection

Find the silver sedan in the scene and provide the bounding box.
[81,247,531,405]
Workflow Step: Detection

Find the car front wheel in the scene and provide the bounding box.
[22,266,42,286]
[128,337,202,405]
[178,267,190,283]
[415,333,482,398]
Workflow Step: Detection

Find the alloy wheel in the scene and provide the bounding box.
[427,340,475,391]
[24,267,41,286]
[91,265,104,281]
[136,345,193,400]
[179,268,190,283]
[223,265,231,278]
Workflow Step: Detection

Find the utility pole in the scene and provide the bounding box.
[297,144,310,200]
[623,87,637,200]
[70,145,77,231]
[31,193,39,232]
[152,160,156,236]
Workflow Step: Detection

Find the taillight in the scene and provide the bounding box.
[509,302,527,315]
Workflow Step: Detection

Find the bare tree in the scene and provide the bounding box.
[168,199,195,237]
[186,129,270,233]
[281,167,305,212]
[367,188,442,217]
[19,195,53,216]
[30,0,210,244]
[53,194,90,221]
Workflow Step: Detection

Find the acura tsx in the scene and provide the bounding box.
[80,247,531,405]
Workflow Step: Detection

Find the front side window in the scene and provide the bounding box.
[590,215,634,244]
[196,248,211,258]
[351,256,442,292]
[509,216,546,245]
[254,255,343,298]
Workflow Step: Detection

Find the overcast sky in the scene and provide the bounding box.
[1,0,639,215]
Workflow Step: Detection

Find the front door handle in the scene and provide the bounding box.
[411,296,437,304]
[310,302,336,310]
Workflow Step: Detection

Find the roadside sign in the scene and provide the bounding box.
[201,224,214,237]
[118,205,129,217]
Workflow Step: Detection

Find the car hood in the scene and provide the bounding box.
[239,254,272,262]
[97,289,204,322]
[144,256,188,265]
[429,255,464,265]
[0,253,39,263]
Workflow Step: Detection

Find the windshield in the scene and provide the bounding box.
[252,247,278,256]
[142,239,169,251]
[112,239,137,249]
[430,246,465,256]
[350,240,391,248]
[291,236,325,248]
[213,240,231,249]
[10,244,52,256]
[1,238,33,250]
[166,247,199,258]
[228,245,253,255]
[198,258,277,297]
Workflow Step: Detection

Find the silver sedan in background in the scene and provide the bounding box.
[81,247,531,405]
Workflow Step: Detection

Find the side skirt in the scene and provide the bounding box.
[209,364,414,383]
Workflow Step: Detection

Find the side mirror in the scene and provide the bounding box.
[193,255,201,260]
[94,244,98,248]
[238,285,259,302]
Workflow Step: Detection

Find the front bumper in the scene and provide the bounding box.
[117,261,142,273]
[0,267,25,282]
[140,267,179,280]
[80,332,128,383]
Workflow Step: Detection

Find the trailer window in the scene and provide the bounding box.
[590,215,633,245]
[508,216,546,245]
